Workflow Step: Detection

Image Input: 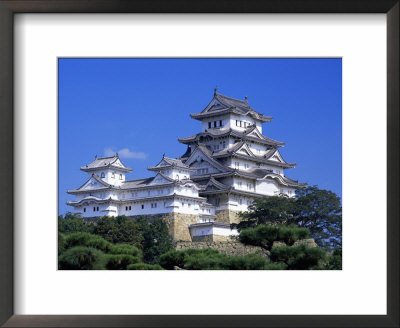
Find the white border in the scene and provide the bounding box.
[14,14,386,315]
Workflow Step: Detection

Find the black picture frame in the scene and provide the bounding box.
[0,1,398,327]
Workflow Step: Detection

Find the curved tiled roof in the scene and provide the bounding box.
[190,91,272,123]
[178,126,284,147]
[80,154,132,172]
[148,155,195,172]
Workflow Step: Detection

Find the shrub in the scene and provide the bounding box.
[227,254,270,270]
[160,248,271,270]
[270,244,326,270]
[159,249,186,270]
[58,213,93,234]
[263,262,287,270]
[277,225,309,245]
[105,254,140,270]
[109,244,142,258]
[64,232,112,252]
[324,248,342,270]
[93,216,144,248]
[182,249,229,270]
[58,233,66,255]
[138,218,174,264]
[58,246,106,270]
[239,224,310,248]
[127,263,164,270]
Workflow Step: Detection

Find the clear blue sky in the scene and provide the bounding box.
[58,58,342,215]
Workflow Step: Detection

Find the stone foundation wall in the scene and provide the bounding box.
[191,234,233,243]
[162,213,198,242]
[215,209,241,224]
[175,240,270,258]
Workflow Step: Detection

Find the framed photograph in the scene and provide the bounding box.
[0,1,398,327]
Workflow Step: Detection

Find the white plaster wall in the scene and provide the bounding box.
[213,226,239,236]
[228,114,257,132]
[247,143,268,156]
[87,168,126,185]
[201,114,228,132]
[190,159,220,175]
[199,206,215,216]
[161,168,192,180]
[190,225,238,237]
[190,226,212,237]
[227,194,253,211]
[233,177,255,192]
[256,179,280,196]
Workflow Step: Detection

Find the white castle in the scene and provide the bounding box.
[67,90,305,242]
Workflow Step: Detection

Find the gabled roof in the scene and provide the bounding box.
[66,196,114,206]
[148,155,195,172]
[185,143,234,173]
[80,154,132,172]
[67,174,111,194]
[178,125,284,147]
[212,143,296,168]
[189,91,272,123]
[200,177,232,192]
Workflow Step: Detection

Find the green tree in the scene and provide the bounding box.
[292,186,342,249]
[235,186,342,249]
[236,195,296,230]
[64,232,112,253]
[58,212,93,234]
[324,248,342,270]
[239,224,309,249]
[105,254,140,270]
[93,216,144,248]
[58,246,107,270]
[270,244,326,270]
[159,248,275,270]
[127,263,164,270]
[138,218,174,264]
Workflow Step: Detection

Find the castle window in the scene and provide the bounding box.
[219,120,222,127]
[119,174,122,180]
[129,206,131,210]
[93,207,96,212]
[125,206,128,211]
[236,120,238,126]
[214,121,217,128]
[208,122,211,129]
[83,208,86,212]
[240,121,242,127]
[239,198,243,205]
[141,204,144,209]
[97,207,99,211]
[101,172,105,178]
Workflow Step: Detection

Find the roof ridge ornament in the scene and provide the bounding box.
[244,96,248,105]
[214,86,218,96]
